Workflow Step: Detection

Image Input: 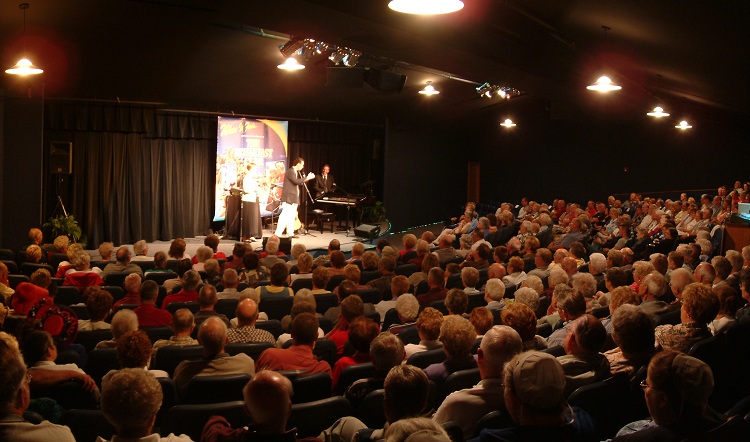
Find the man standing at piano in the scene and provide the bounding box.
[275,157,315,238]
[314,164,336,199]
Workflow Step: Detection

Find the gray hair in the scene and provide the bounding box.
[484,278,505,301]
[588,253,607,274]
[111,309,139,339]
[571,272,597,298]
[101,368,162,436]
[395,294,419,322]
[514,287,540,312]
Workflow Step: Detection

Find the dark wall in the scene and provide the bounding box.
[476,113,750,206]
[1,86,44,250]
[384,120,470,231]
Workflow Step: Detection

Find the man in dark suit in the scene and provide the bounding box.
[313,163,336,198]
[274,157,315,238]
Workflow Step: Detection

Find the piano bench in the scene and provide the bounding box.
[312,210,336,233]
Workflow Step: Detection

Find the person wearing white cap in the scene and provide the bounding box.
[470,351,597,442]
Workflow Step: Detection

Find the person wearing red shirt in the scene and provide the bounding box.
[161,270,201,309]
[134,280,173,327]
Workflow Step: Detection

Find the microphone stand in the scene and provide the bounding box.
[299,171,317,237]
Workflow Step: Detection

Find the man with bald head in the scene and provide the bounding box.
[433,325,523,439]
[152,308,198,354]
[227,299,274,344]
[173,317,256,393]
[102,246,143,277]
[203,370,319,442]
[194,284,230,329]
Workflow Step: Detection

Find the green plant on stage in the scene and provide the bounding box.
[43,214,86,246]
[362,201,386,222]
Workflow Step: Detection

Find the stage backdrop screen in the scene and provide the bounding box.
[214,117,289,222]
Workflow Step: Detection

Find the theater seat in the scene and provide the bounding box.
[182,373,252,404]
[287,396,353,438]
[407,347,446,369]
[356,389,385,428]
[568,373,630,440]
[335,362,375,396]
[85,348,120,386]
[278,370,333,404]
[225,341,274,361]
[76,329,114,354]
[161,401,250,442]
[60,409,116,442]
[152,345,205,377]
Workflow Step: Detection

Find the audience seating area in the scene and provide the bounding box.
[5,189,750,441]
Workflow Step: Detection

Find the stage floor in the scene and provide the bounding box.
[88,221,444,259]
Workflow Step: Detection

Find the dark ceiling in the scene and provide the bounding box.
[1,0,748,125]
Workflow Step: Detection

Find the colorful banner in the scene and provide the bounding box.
[213,117,289,222]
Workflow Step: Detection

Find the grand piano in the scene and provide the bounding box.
[314,191,375,234]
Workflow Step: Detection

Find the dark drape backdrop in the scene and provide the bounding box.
[287,121,384,199]
[43,103,384,247]
[45,102,215,246]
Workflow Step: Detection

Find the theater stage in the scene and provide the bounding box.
[88,221,444,259]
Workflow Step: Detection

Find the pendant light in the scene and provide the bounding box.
[5,3,43,76]
[388,0,464,15]
[586,26,620,92]
[675,121,693,130]
[647,106,670,117]
[277,57,305,71]
[418,81,439,95]
[500,119,517,128]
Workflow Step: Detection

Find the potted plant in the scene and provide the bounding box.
[43,214,86,246]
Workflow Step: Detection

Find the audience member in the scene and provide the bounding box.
[332,317,380,391]
[102,247,143,277]
[228,299,274,344]
[604,304,654,376]
[96,309,139,349]
[134,280,173,327]
[78,289,113,330]
[404,307,444,359]
[173,317,255,394]
[502,302,547,350]
[655,282,719,353]
[255,312,331,374]
[424,316,477,385]
[152,308,198,353]
[193,284,230,329]
[558,314,610,396]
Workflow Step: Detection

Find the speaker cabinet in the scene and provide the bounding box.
[354,223,381,239]
[364,69,406,93]
[262,236,292,255]
[50,141,73,174]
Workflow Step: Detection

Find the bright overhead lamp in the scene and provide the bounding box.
[500,119,517,128]
[675,120,693,130]
[388,0,464,15]
[586,76,621,92]
[5,4,43,76]
[647,106,670,118]
[6,57,43,75]
[277,57,305,70]
[418,81,439,95]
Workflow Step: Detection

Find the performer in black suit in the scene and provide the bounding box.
[274,157,314,238]
[313,164,336,198]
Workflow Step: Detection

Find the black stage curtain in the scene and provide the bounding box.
[45,102,215,246]
[287,121,384,198]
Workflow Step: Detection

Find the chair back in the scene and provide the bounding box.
[356,389,386,429]
[568,373,631,440]
[215,298,239,319]
[182,373,252,403]
[535,296,551,319]
[318,316,334,334]
[259,296,294,320]
[415,280,429,295]
[406,347,446,369]
[157,377,179,425]
[86,348,120,386]
[358,288,381,304]
[166,301,200,315]
[0,248,15,261]
[104,272,131,287]
[133,260,155,273]
[31,380,99,410]
[255,319,283,339]
[145,271,177,285]
[1,259,18,275]
[396,263,418,277]
[326,274,347,292]
[395,324,419,345]
[444,367,481,398]
[21,262,54,277]
[445,273,463,289]
[689,332,735,411]
[288,396,353,438]
[55,286,82,306]
[591,305,610,319]
[280,371,332,404]
[430,299,448,315]
[541,345,565,357]
[161,401,250,442]
[77,329,114,353]
[467,293,485,311]
[291,277,313,292]
[314,293,339,315]
[225,341,274,360]
[152,345,205,377]
[335,362,376,395]
[381,308,400,331]
[654,308,681,326]
[536,322,553,338]
[60,409,116,442]
[140,326,174,343]
[101,286,124,302]
[474,410,515,438]
[8,274,29,288]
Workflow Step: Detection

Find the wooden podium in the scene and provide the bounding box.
[722,221,750,253]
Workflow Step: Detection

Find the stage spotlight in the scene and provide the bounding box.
[279,37,306,58]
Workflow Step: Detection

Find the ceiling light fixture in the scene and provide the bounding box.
[279,37,306,58]
[418,81,439,95]
[587,75,621,92]
[277,57,305,70]
[646,106,670,118]
[388,0,464,15]
[5,3,43,76]
[500,119,517,128]
[586,26,621,93]
[675,120,693,130]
